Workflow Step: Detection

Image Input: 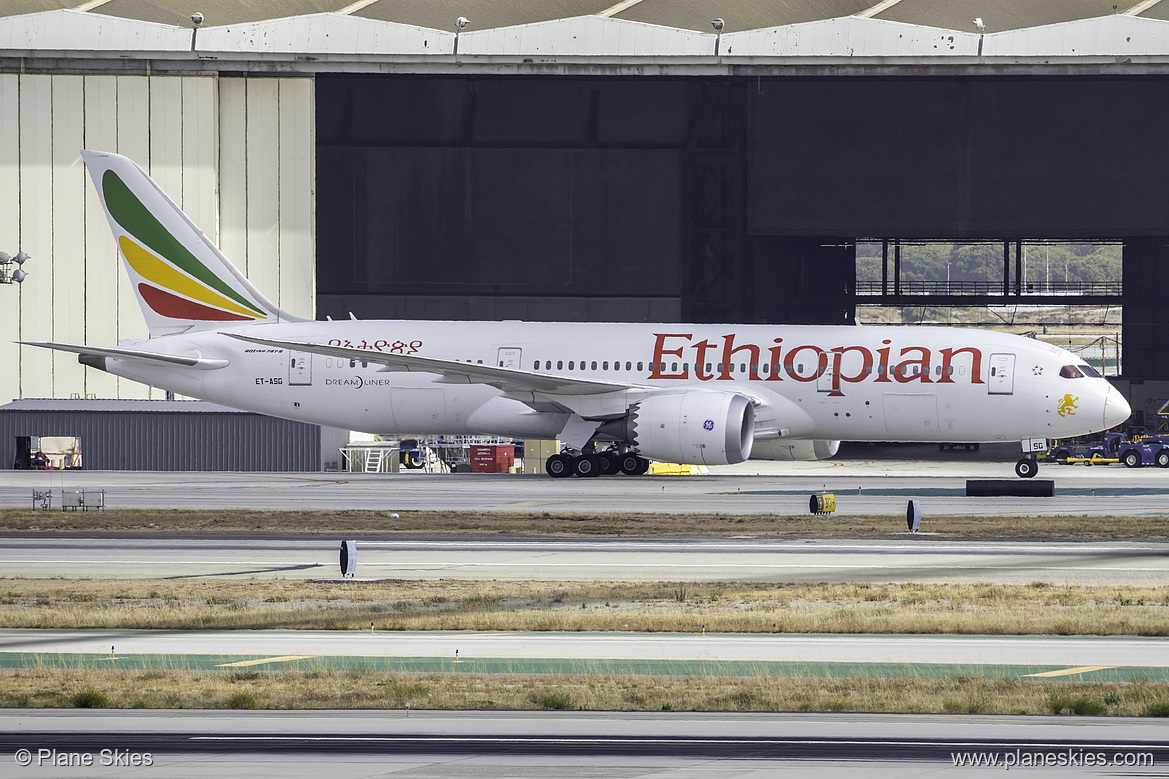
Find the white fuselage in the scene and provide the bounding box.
[100,321,1128,454]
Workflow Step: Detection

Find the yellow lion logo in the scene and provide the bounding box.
[1057,394,1078,418]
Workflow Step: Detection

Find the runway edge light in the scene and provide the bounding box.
[341,540,357,578]
[907,500,922,533]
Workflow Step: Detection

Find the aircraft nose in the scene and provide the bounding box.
[1103,384,1131,430]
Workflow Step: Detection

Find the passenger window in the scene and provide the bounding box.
[568,361,574,369]
[671,362,678,372]
[557,361,563,370]
[603,361,609,370]
[533,361,539,370]
[1060,365,1083,379]
[591,361,597,370]
[762,364,769,374]
[741,363,746,373]
[637,362,643,371]
[625,361,632,371]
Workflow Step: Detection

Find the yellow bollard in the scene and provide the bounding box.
[110,645,115,660]
[370,621,375,634]
[701,624,706,637]
[454,649,460,663]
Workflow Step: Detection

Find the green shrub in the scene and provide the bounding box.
[70,689,110,708]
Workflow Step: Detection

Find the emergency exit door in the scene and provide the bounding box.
[988,353,1015,395]
[497,348,522,369]
[289,351,313,385]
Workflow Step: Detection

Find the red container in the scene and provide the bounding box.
[469,445,515,473]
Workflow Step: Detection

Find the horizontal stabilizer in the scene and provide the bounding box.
[21,341,229,370]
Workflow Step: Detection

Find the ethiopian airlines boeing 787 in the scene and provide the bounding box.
[25,151,1130,478]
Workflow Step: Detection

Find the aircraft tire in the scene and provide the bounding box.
[619,453,643,475]
[575,454,602,478]
[1014,458,1038,479]
[634,456,651,475]
[1157,449,1169,468]
[1122,450,1143,468]
[545,454,572,478]
[598,453,619,475]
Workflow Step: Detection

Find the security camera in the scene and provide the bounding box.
[191,12,204,27]
[973,17,985,33]
[712,18,724,32]
[456,16,469,30]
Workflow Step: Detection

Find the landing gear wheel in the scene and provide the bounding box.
[598,453,620,475]
[1157,450,1169,468]
[1015,458,1038,479]
[545,453,573,478]
[634,456,651,475]
[1122,450,1143,468]
[619,453,643,475]
[574,453,602,478]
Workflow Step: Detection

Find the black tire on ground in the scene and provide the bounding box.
[598,453,619,475]
[545,454,572,478]
[574,453,602,478]
[1015,458,1038,478]
[1122,449,1143,468]
[1052,449,1070,463]
[619,453,642,475]
[634,456,651,475]
[1157,450,1169,468]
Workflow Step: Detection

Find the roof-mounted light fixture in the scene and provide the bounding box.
[454,16,469,56]
[190,12,203,52]
[974,17,986,58]
[712,18,724,57]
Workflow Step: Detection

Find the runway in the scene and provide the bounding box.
[1,710,1166,778]
[6,535,1169,584]
[3,629,1168,682]
[3,457,1169,516]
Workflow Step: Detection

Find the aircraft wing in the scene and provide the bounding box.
[226,333,638,396]
[20,341,229,370]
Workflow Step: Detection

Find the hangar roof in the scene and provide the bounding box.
[3,0,1169,65]
[4,0,1165,33]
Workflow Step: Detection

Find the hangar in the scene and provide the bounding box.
[2,1,1169,425]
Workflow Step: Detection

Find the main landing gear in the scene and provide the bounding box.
[545,449,651,478]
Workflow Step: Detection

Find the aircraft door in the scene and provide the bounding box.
[289,351,313,386]
[988,353,1015,395]
[497,347,522,369]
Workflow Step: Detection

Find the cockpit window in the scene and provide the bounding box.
[1079,364,1101,378]
[1059,365,1084,379]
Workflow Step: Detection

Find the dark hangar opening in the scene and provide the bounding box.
[315,74,1169,378]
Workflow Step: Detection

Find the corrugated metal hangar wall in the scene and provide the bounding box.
[0,400,343,471]
[0,73,315,406]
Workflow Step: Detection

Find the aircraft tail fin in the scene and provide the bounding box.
[81,150,306,338]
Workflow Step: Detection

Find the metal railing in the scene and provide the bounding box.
[855,280,1122,296]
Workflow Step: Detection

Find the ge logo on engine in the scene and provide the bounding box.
[703,419,715,431]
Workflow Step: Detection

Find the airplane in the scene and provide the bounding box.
[24,150,1131,479]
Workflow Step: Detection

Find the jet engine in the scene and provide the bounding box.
[750,438,840,461]
[599,390,754,465]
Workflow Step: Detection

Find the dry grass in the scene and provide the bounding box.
[2,507,1168,539]
[4,578,1169,635]
[3,666,1169,716]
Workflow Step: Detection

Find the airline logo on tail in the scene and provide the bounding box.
[101,169,267,323]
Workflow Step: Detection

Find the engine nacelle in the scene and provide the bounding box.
[750,438,840,461]
[616,390,754,465]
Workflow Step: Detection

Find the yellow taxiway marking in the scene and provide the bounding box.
[507,501,557,507]
[1025,665,1115,678]
[216,655,316,668]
